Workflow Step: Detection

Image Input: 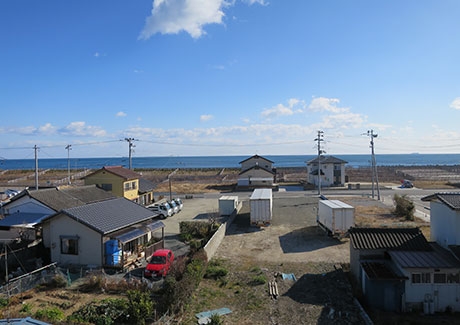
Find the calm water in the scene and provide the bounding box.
[1,154,460,170]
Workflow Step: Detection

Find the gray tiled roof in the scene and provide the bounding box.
[60,185,115,203]
[17,185,115,212]
[306,155,348,165]
[85,166,141,181]
[60,197,156,234]
[138,178,156,193]
[389,243,460,269]
[27,188,85,211]
[239,154,274,164]
[349,227,431,251]
[421,192,460,210]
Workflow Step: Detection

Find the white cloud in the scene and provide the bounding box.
[59,122,107,137]
[200,114,213,121]
[38,123,56,135]
[261,98,306,118]
[116,111,127,117]
[308,97,347,113]
[139,0,227,40]
[243,0,268,5]
[450,97,460,110]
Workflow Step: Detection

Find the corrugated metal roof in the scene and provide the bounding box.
[361,262,406,280]
[0,212,48,228]
[389,243,460,269]
[349,227,431,251]
[60,197,156,234]
[421,192,460,210]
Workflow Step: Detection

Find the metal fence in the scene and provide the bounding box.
[0,263,59,297]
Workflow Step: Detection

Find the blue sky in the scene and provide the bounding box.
[1,0,460,159]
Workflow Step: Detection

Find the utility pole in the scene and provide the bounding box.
[124,138,136,170]
[34,145,39,190]
[314,130,325,195]
[367,130,380,200]
[65,144,72,184]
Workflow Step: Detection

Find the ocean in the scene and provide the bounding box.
[1,154,460,170]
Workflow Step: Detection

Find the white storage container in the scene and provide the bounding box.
[317,199,354,236]
[250,188,273,226]
[219,196,239,216]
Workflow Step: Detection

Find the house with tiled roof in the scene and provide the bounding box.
[349,227,460,312]
[41,197,164,269]
[0,185,115,243]
[306,155,347,187]
[237,155,276,188]
[84,166,155,205]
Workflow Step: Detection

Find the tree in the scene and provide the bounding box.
[393,194,415,221]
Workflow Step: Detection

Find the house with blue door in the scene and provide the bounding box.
[41,197,165,270]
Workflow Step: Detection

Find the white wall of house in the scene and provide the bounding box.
[398,267,460,312]
[45,214,103,266]
[2,197,54,215]
[307,163,346,187]
[238,168,274,186]
[430,201,460,247]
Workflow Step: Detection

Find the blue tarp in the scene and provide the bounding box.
[196,307,232,319]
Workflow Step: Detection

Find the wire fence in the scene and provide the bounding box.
[0,263,60,297]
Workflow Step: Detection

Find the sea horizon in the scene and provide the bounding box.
[1,153,460,170]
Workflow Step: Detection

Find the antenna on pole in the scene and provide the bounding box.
[314,130,325,195]
[366,130,380,200]
[65,145,72,184]
[124,138,137,170]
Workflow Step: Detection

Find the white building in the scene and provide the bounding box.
[306,155,347,187]
[237,155,276,188]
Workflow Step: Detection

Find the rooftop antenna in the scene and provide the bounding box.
[314,130,325,195]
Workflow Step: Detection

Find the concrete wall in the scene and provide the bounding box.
[204,201,242,260]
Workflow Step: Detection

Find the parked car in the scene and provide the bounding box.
[144,249,175,278]
[148,202,173,218]
[168,200,179,214]
[173,198,183,211]
[4,189,19,198]
[400,179,414,188]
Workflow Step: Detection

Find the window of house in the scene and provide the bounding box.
[100,183,112,191]
[434,273,447,283]
[412,272,431,284]
[447,273,460,283]
[60,236,79,255]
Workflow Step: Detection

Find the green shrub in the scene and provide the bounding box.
[205,264,228,279]
[209,313,223,325]
[250,274,267,286]
[68,298,128,325]
[20,303,32,314]
[35,306,65,322]
[161,249,208,314]
[393,194,415,221]
[0,297,8,309]
[126,290,155,325]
